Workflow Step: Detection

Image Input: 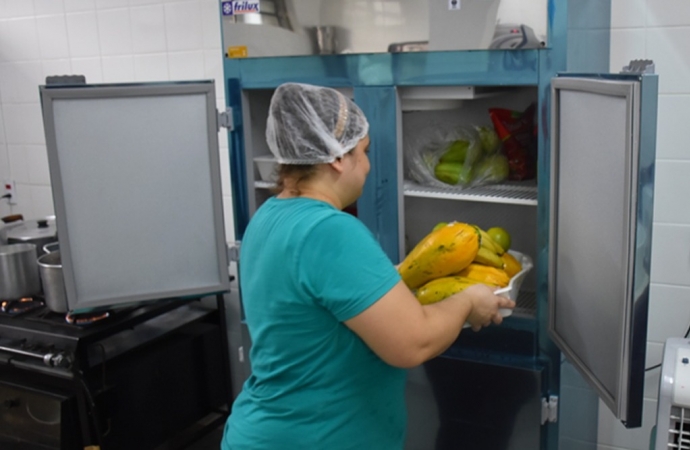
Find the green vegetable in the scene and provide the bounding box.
[434,162,473,186]
[474,154,509,183]
[439,140,470,163]
[476,126,501,154]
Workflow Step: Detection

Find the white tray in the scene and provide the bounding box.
[463,250,533,328]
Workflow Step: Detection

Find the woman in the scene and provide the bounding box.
[221,82,514,450]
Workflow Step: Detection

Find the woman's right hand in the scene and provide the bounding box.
[461,284,515,332]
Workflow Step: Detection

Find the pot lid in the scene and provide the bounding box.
[5,217,57,242]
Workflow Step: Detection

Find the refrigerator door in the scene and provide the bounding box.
[548,74,658,427]
[40,81,231,311]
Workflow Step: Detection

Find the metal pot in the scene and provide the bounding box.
[0,243,41,300]
[37,251,67,313]
[1,216,58,258]
[43,242,60,254]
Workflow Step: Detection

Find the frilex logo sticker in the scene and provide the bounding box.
[221,0,260,16]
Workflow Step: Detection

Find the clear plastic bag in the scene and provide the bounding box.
[405,124,509,189]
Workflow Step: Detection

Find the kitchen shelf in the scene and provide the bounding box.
[399,86,511,111]
[403,180,538,205]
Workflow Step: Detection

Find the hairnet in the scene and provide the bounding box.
[265,83,369,164]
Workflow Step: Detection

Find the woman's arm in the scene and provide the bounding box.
[344,282,514,368]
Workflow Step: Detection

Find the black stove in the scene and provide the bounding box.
[0,295,232,449]
[0,297,193,375]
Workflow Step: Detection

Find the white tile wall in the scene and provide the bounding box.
[130,5,167,53]
[610,0,646,28]
[3,0,35,19]
[646,27,690,95]
[0,0,233,244]
[101,54,135,81]
[609,29,645,74]
[34,0,66,16]
[646,0,690,27]
[36,15,71,59]
[0,62,44,103]
[133,53,169,81]
[71,57,104,82]
[97,8,133,56]
[597,398,658,450]
[66,12,101,57]
[0,18,41,61]
[656,95,690,160]
[164,2,204,51]
[64,0,96,13]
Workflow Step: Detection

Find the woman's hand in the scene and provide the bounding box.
[460,284,515,332]
[345,280,515,368]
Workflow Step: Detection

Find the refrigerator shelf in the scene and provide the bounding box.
[403,180,538,205]
[513,290,536,319]
[255,181,274,189]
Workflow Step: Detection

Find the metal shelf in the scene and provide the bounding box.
[513,290,537,319]
[404,180,538,205]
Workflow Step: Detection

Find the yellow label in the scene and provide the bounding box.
[227,46,248,58]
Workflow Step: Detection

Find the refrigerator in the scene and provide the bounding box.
[222,48,658,449]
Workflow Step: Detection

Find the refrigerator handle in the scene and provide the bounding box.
[227,241,241,263]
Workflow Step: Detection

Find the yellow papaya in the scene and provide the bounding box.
[415,276,479,305]
[501,252,522,278]
[473,246,504,268]
[398,222,480,290]
[456,263,511,288]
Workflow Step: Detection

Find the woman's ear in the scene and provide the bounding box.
[329,156,346,174]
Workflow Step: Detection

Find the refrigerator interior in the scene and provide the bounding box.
[398,85,539,321]
[398,85,545,450]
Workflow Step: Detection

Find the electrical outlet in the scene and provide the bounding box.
[2,180,17,205]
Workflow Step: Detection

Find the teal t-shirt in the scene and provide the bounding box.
[222,197,406,450]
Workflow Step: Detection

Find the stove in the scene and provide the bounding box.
[0,295,232,449]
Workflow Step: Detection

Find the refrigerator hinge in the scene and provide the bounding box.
[541,395,558,424]
[218,108,234,131]
[620,59,655,74]
[227,241,241,262]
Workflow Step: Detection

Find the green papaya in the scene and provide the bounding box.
[439,140,470,163]
[434,162,473,186]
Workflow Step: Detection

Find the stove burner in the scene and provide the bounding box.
[65,310,110,327]
[1,298,45,316]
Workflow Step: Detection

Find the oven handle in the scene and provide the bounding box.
[0,343,73,369]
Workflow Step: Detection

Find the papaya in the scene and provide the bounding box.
[398,222,479,290]
[501,252,522,278]
[455,263,511,288]
[415,276,479,305]
[434,162,473,186]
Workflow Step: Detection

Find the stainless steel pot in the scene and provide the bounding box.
[37,251,67,313]
[43,242,59,254]
[0,243,41,300]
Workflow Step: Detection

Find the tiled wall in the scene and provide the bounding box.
[0,0,235,249]
[599,0,690,449]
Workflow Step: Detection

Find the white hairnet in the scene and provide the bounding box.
[265,83,369,164]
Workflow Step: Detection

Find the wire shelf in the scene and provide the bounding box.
[513,290,537,319]
[404,180,538,206]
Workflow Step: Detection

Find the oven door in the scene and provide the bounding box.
[0,381,79,449]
